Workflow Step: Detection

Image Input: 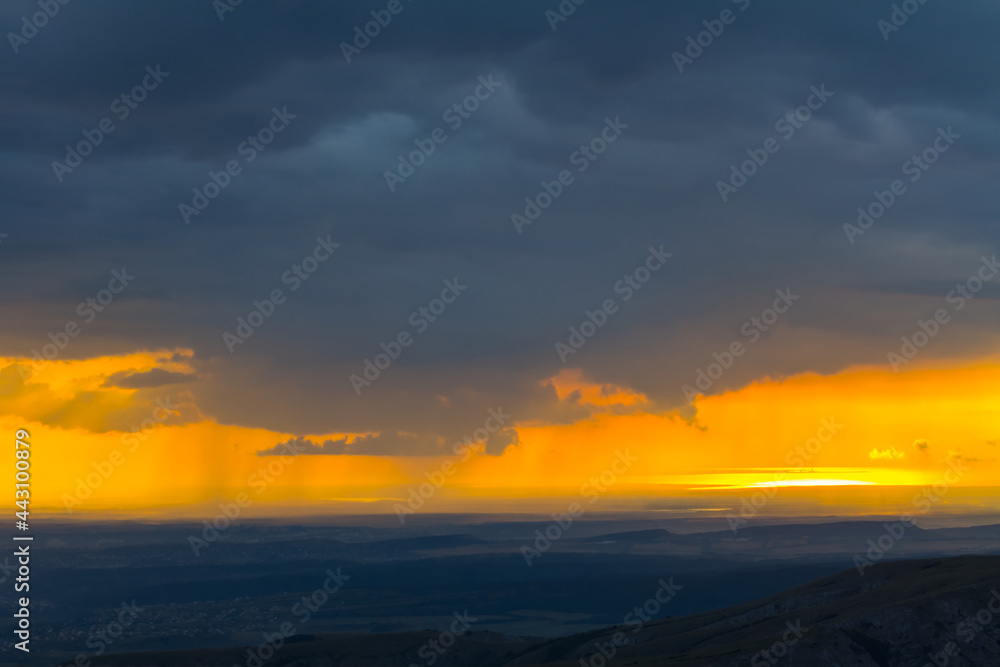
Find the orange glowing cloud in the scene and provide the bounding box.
[0,350,998,517]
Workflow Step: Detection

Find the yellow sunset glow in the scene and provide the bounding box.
[2,351,998,515]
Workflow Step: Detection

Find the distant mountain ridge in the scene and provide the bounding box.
[582,528,674,542]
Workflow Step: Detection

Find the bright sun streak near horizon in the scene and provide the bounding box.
[744,479,878,488]
[687,478,880,490]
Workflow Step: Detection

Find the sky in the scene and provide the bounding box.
[1,0,998,518]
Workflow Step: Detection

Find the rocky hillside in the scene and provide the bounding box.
[84,555,1000,666]
[511,555,1000,666]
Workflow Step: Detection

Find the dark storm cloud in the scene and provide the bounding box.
[2,0,998,452]
[105,368,197,389]
[259,425,519,457]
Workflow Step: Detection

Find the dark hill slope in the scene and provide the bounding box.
[84,556,1000,666]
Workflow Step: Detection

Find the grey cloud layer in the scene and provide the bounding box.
[2,0,998,453]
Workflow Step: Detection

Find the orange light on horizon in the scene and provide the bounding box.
[1,351,998,515]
